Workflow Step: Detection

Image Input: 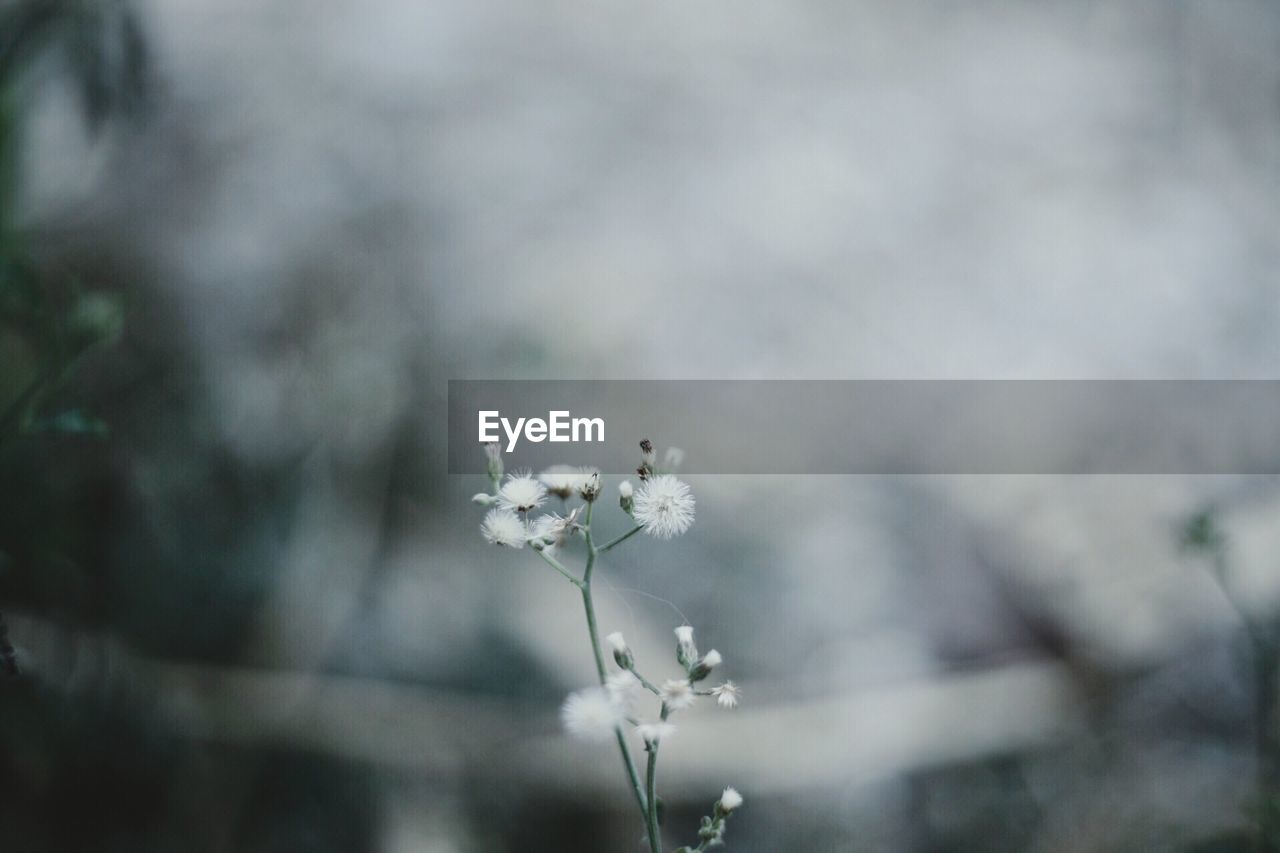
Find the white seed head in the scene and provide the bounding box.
[719,787,743,812]
[636,722,677,745]
[480,509,526,548]
[497,471,548,513]
[605,632,628,653]
[674,626,695,645]
[712,681,740,710]
[701,649,722,669]
[618,480,633,499]
[660,678,696,711]
[538,465,599,499]
[561,688,623,742]
[633,475,695,538]
[605,670,641,705]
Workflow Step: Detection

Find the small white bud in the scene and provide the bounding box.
[689,648,721,682]
[718,787,743,813]
[605,632,628,653]
[618,480,633,499]
[674,626,694,645]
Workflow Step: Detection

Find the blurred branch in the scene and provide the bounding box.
[10,613,1085,798]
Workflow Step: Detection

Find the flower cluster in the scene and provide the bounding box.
[471,439,741,853]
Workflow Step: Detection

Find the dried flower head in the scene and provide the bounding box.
[633,475,695,538]
[660,678,696,711]
[481,509,526,548]
[712,681,740,710]
[561,688,624,741]
[580,473,602,502]
[497,471,548,513]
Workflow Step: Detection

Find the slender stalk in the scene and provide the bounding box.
[580,501,658,850]
[597,524,644,554]
[645,704,671,852]
[534,548,583,588]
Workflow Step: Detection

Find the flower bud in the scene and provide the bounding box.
[483,442,503,484]
[688,648,721,682]
[716,787,743,816]
[674,625,698,668]
[618,479,634,513]
[605,631,634,670]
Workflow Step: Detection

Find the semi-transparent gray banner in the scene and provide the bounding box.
[447,381,1280,475]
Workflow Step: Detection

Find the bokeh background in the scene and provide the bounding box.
[2,1,1280,850]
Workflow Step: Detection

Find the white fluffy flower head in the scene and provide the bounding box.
[606,670,641,705]
[497,471,547,513]
[719,787,743,812]
[701,649,722,669]
[660,678,696,711]
[561,688,623,741]
[618,480,633,499]
[636,722,677,745]
[633,475,695,538]
[481,509,526,548]
[605,632,628,653]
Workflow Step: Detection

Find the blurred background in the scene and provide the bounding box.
[2,0,1280,850]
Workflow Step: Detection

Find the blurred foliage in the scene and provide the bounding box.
[0,6,377,853]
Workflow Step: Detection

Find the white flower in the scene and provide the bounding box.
[561,688,624,741]
[719,787,743,812]
[527,507,582,552]
[712,681,740,710]
[701,649,722,669]
[636,722,677,745]
[538,465,599,500]
[632,475,695,538]
[674,625,694,646]
[606,670,641,705]
[481,509,526,548]
[660,678,696,711]
[618,480,633,499]
[605,632,628,653]
[497,471,547,513]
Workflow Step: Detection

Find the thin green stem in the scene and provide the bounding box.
[629,668,663,696]
[645,704,670,853]
[597,524,644,554]
[579,499,656,847]
[533,548,583,588]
